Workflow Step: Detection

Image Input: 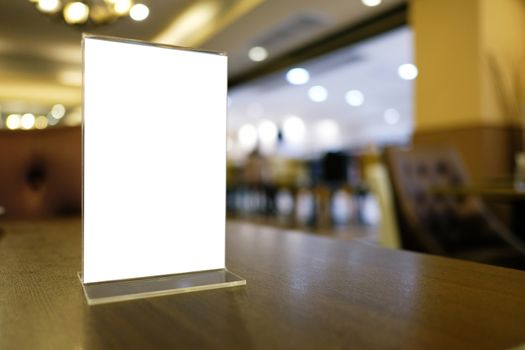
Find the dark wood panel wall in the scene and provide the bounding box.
[413,125,523,182]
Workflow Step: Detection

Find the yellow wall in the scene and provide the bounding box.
[480,0,525,126]
[410,0,525,131]
[411,0,482,131]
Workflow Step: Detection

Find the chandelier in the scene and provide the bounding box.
[30,0,150,28]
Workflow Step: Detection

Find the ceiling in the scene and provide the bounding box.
[0,0,405,110]
[228,26,414,158]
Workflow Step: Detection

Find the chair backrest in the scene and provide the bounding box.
[0,127,81,218]
[384,147,505,255]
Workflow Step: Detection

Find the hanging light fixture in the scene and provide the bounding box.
[30,0,149,28]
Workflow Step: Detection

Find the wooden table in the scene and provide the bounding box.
[1,219,525,350]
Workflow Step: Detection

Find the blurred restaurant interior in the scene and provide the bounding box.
[3,0,525,347]
[3,0,525,268]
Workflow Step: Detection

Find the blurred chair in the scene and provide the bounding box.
[0,127,81,219]
[385,147,525,265]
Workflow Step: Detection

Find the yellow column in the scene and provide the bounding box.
[410,0,525,179]
[411,0,483,131]
[479,0,525,127]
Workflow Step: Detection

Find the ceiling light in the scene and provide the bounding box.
[257,120,278,146]
[398,63,418,80]
[282,115,306,145]
[51,104,66,119]
[316,119,339,139]
[286,68,310,85]
[6,114,21,130]
[47,115,60,126]
[248,46,268,62]
[130,3,149,21]
[361,0,382,7]
[308,85,328,102]
[63,2,90,24]
[384,109,401,125]
[35,116,49,129]
[238,124,258,152]
[345,90,365,106]
[37,0,61,13]
[114,0,133,15]
[21,113,36,130]
[315,119,340,149]
[32,0,144,28]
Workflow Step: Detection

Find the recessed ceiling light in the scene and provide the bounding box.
[37,0,61,13]
[6,114,21,130]
[315,119,340,146]
[361,0,382,7]
[238,124,258,151]
[114,0,133,15]
[248,46,268,62]
[63,2,89,24]
[35,116,48,129]
[282,115,306,145]
[308,85,328,102]
[398,63,418,80]
[21,113,36,130]
[130,3,149,21]
[345,90,365,106]
[286,68,310,85]
[257,120,278,147]
[51,104,66,119]
[384,108,401,125]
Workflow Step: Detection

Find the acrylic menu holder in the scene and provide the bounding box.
[80,34,245,305]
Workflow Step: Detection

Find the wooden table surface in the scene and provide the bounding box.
[1,219,525,350]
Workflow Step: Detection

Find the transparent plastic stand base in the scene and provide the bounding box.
[79,269,246,305]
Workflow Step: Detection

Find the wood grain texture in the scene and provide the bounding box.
[1,219,525,349]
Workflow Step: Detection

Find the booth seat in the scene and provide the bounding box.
[0,126,81,218]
